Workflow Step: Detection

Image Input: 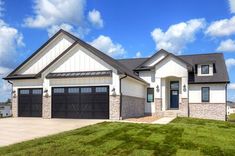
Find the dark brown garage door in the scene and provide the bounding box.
[52,86,109,119]
[18,88,42,117]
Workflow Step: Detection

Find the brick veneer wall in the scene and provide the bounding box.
[155,98,163,117]
[12,95,18,117]
[121,95,145,119]
[189,103,226,121]
[42,96,51,119]
[109,95,120,120]
[179,98,189,117]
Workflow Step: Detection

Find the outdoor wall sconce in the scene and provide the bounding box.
[156,85,159,92]
[111,87,116,96]
[44,89,49,98]
[183,84,186,92]
[12,90,16,98]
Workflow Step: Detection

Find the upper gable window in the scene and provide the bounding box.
[201,65,209,74]
[198,64,213,76]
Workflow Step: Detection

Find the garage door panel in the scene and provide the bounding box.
[93,111,109,119]
[52,86,109,119]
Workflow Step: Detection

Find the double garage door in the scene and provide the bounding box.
[52,86,109,119]
[18,86,109,119]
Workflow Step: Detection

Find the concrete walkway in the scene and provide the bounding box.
[152,117,176,124]
[0,117,105,147]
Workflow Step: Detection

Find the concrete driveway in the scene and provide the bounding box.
[0,117,106,147]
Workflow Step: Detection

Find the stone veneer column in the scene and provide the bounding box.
[155,98,163,117]
[12,95,18,117]
[109,95,120,120]
[42,96,51,119]
[179,98,189,117]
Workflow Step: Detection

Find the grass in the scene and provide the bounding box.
[228,113,235,122]
[1,117,235,156]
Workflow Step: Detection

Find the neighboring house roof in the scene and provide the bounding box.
[227,101,235,108]
[118,52,229,84]
[4,29,148,85]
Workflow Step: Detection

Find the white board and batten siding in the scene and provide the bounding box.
[17,34,74,75]
[40,44,121,96]
[51,45,110,73]
[189,84,226,103]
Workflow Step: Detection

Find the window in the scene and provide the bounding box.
[170,81,179,90]
[147,88,154,103]
[95,87,107,93]
[202,87,210,102]
[81,87,92,93]
[32,89,42,95]
[201,65,209,74]
[68,88,79,93]
[53,88,65,94]
[20,89,29,94]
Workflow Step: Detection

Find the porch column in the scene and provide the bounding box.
[42,78,51,119]
[179,77,189,117]
[155,77,163,117]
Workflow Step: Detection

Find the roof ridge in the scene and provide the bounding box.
[178,52,223,57]
[117,57,148,60]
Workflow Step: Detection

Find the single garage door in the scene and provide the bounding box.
[18,88,42,117]
[52,86,109,119]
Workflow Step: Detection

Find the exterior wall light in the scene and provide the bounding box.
[44,89,49,98]
[12,90,16,98]
[183,84,186,92]
[156,85,159,92]
[111,88,116,96]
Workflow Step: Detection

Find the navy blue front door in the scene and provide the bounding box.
[170,90,179,108]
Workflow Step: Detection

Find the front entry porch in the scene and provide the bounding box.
[155,76,189,117]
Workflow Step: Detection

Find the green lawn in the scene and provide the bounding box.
[1,117,235,156]
[228,113,235,122]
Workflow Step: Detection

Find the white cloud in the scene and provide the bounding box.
[24,0,86,28]
[88,9,103,28]
[0,66,12,102]
[135,51,142,58]
[151,18,205,54]
[226,58,235,69]
[47,23,90,37]
[0,19,24,67]
[0,66,11,76]
[228,83,235,90]
[90,35,125,57]
[206,16,235,37]
[216,39,235,52]
[229,0,235,14]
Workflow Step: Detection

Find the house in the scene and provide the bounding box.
[3,29,229,121]
[227,101,235,115]
[0,103,12,117]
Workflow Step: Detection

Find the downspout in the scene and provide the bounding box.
[119,73,127,120]
[225,83,228,121]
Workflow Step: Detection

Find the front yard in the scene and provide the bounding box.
[1,117,235,156]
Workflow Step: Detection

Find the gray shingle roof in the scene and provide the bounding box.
[118,53,229,84]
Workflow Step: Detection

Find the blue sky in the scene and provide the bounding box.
[0,0,235,101]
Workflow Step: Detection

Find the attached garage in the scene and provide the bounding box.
[18,88,43,117]
[52,86,109,119]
